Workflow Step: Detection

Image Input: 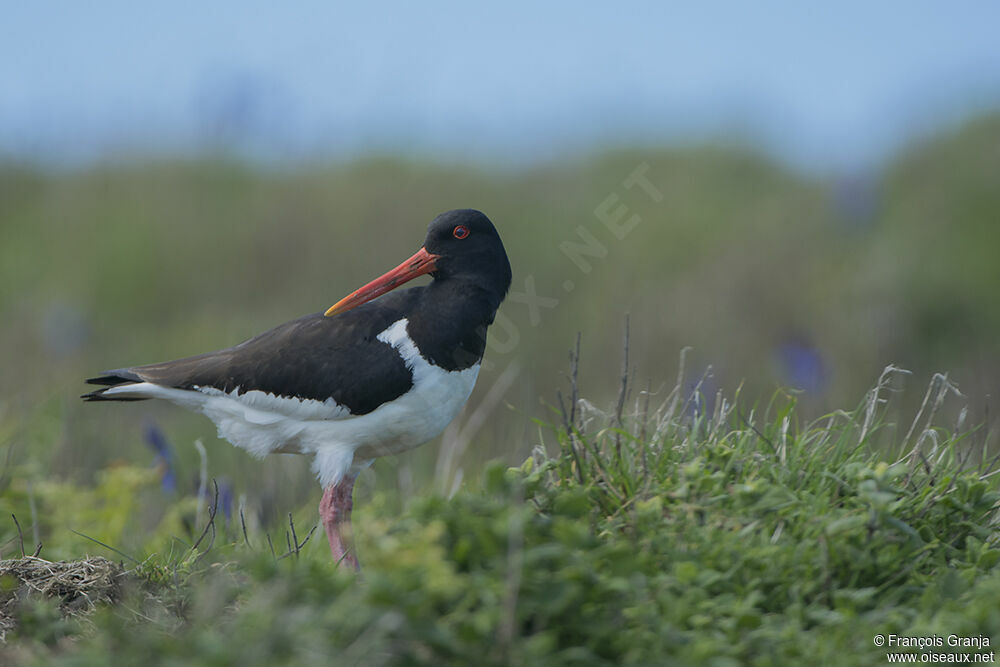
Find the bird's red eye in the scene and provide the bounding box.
[453,225,470,239]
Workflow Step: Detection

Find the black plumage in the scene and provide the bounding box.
[85,295,415,414]
[83,209,512,416]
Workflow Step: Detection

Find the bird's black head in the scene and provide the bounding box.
[423,209,512,297]
[324,209,511,318]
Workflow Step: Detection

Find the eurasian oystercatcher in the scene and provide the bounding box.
[83,209,512,568]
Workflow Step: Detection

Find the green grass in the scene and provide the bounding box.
[1,113,1000,664]
[1,361,997,665]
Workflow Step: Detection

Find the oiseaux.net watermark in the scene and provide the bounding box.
[875,633,995,663]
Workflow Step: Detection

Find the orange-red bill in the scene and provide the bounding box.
[324,247,440,317]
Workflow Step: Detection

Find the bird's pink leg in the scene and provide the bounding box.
[319,474,359,569]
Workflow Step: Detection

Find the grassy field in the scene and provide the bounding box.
[0,115,999,663]
[1,357,998,665]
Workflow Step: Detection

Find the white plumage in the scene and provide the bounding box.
[104,318,480,487]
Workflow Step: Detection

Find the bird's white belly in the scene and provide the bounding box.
[105,318,481,488]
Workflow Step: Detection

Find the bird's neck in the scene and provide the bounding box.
[406,279,501,371]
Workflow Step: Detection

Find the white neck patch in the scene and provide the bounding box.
[376,318,424,370]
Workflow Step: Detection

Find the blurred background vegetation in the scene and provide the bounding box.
[1,3,999,563]
[1,113,999,546]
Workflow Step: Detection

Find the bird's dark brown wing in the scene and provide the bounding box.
[84,289,422,415]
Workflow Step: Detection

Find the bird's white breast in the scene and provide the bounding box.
[104,318,480,488]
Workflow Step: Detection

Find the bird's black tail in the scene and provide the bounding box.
[81,371,150,402]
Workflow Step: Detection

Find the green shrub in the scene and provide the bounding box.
[3,369,998,666]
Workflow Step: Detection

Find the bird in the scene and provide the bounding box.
[83,209,512,568]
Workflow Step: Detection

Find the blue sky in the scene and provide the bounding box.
[3,1,999,170]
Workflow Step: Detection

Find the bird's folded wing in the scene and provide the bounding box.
[84,293,421,416]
